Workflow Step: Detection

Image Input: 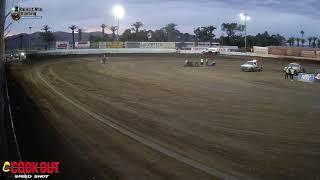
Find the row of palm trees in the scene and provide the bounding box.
[68,24,119,49]
[99,22,144,41]
[287,30,320,48]
[42,25,320,49]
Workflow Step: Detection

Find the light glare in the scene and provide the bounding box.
[112,5,125,19]
[240,13,251,21]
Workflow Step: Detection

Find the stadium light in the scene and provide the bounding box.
[112,5,125,41]
[239,13,251,52]
[112,5,125,20]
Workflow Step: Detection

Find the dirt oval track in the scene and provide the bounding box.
[8,55,320,180]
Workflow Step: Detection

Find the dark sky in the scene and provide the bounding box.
[6,0,320,38]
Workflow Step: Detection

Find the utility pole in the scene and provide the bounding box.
[117,18,119,41]
[29,26,32,50]
[240,13,250,52]
[244,13,247,51]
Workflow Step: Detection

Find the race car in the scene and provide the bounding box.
[202,47,220,55]
[241,60,263,72]
[284,63,305,75]
[5,51,26,64]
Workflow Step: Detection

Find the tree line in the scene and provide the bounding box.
[39,22,320,50]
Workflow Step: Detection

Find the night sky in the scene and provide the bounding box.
[5,0,320,37]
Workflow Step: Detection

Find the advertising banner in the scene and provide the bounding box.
[90,42,99,49]
[56,41,69,49]
[125,42,141,48]
[139,42,175,49]
[75,41,90,49]
[253,46,269,55]
[107,42,124,48]
[98,42,107,49]
[298,73,315,83]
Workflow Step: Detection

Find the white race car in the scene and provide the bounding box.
[241,60,263,72]
[284,63,305,75]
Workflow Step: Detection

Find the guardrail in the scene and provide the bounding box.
[220,51,320,61]
[29,48,320,63]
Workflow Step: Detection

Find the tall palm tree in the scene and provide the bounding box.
[288,37,295,46]
[78,29,82,42]
[101,24,107,40]
[301,39,305,47]
[40,25,54,50]
[296,38,300,47]
[131,21,143,34]
[308,37,313,47]
[163,23,178,42]
[41,25,50,33]
[300,30,305,39]
[311,37,318,48]
[69,25,77,49]
[109,26,118,41]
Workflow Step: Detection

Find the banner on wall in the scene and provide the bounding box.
[253,46,268,54]
[139,42,175,49]
[56,41,69,49]
[107,42,124,48]
[98,42,107,49]
[75,41,90,49]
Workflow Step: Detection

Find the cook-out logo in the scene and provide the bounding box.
[2,161,60,179]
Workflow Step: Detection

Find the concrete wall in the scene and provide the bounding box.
[268,46,320,58]
[34,48,177,56]
[253,46,268,55]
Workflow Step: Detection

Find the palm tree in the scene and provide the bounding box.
[78,29,82,42]
[40,25,54,50]
[296,38,300,47]
[69,25,77,49]
[163,23,178,42]
[101,24,107,40]
[287,37,295,46]
[109,26,118,41]
[301,39,305,47]
[41,25,50,33]
[131,21,144,34]
[312,37,318,48]
[308,37,313,47]
[300,30,305,39]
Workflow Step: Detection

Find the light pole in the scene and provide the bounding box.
[240,13,251,51]
[112,5,125,41]
[28,26,32,50]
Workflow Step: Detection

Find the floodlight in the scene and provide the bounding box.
[112,5,125,19]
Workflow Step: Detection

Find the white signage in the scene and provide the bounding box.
[75,41,90,49]
[139,42,176,49]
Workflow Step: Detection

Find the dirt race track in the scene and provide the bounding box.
[7,55,320,180]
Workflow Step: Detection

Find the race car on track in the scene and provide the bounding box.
[284,63,305,75]
[241,60,263,72]
[202,47,220,55]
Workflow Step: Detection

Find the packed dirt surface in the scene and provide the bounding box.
[8,55,320,180]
